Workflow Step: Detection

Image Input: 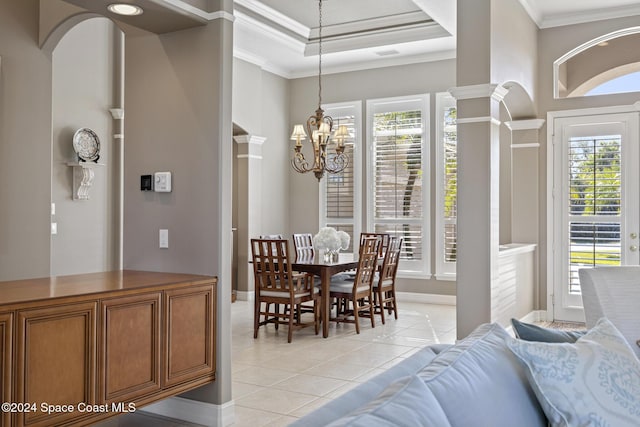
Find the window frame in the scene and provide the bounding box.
[435,92,457,280]
[366,94,431,278]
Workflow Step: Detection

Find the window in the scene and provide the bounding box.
[319,102,362,252]
[435,93,457,279]
[366,95,430,276]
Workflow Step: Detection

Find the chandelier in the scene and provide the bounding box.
[291,0,350,181]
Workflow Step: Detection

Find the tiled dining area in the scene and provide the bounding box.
[230,298,457,426]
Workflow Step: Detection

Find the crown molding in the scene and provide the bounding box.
[233,48,293,79]
[234,11,305,54]
[540,4,640,29]
[234,0,308,37]
[516,0,542,27]
[305,21,449,56]
[157,0,235,22]
[288,48,456,79]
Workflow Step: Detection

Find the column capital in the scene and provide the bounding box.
[233,135,266,145]
[504,119,545,131]
[448,83,509,102]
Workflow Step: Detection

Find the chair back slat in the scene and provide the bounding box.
[360,232,390,259]
[379,237,403,282]
[293,233,315,262]
[251,238,294,294]
[353,237,380,291]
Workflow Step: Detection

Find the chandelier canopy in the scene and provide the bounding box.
[290,0,350,181]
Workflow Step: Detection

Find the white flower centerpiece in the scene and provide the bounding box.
[313,227,350,263]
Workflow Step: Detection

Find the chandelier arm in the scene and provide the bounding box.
[324,153,349,174]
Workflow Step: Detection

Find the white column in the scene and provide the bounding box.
[234,134,266,301]
[449,83,509,338]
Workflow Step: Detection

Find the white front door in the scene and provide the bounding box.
[550,112,640,322]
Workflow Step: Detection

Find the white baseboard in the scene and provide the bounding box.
[396,292,456,306]
[142,396,234,427]
[519,310,547,323]
[236,290,254,302]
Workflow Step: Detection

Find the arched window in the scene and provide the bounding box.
[554,28,640,98]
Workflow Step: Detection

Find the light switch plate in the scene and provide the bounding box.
[159,229,169,248]
[51,223,57,235]
[154,172,172,192]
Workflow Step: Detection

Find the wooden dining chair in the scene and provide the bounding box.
[293,233,315,262]
[329,236,380,333]
[251,238,320,343]
[373,237,402,324]
[360,232,391,260]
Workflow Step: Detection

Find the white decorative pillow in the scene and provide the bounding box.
[508,318,640,427]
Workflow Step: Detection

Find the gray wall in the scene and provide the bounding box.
[0,0,53,281]
[51,17,118,276]
[289,59,457,296]
[123,15,234,407]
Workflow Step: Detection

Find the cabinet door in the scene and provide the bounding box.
[100,292,161,403]
[163,283,215,387]
[0,312,12,427]
[16,302,96,427]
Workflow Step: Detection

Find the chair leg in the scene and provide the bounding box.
[314,299,320,335]
[369,294,375,328]
[274,303,279,330]
[287,304,294,343]
[353,301,360,334]
[377,289,386,324]
[253,299,260,339]
[391,291,398,319]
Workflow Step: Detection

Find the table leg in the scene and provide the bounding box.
[321,270,330,338]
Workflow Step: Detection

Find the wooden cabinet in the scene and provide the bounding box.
[0,270,217,427]
[15,302,97,427]
[101,293,162,403]
[0,312,12,427]
[163,284,215,387]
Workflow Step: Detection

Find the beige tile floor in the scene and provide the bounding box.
[96,298,456,427]
[230,299,456,427]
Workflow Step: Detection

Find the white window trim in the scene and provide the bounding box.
[366,94,431,276]
[435,92,457,280]
[319,101,363,245]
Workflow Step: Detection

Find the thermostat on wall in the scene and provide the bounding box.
[154,172,172,192]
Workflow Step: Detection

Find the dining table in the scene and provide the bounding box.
[292,252,358,338]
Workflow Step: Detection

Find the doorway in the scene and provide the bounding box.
[549,110,640,321]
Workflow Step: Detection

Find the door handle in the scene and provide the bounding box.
[631,233,638,239]
[631,245,638,252]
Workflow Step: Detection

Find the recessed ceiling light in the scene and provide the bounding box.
[107,3,143,16]
[597,41,609,47]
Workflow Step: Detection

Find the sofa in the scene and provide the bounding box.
[291,319,640,427]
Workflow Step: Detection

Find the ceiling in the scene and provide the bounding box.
[63,0,640,79]
[233,0,640,78]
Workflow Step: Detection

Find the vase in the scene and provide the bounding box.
[323,249,339,263]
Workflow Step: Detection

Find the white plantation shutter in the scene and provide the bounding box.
[367,95,430,276]
[320,102,361,253]
[567,134,622,293]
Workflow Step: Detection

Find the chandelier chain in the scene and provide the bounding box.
[318,0,322,108]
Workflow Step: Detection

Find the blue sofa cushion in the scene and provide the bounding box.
[508,317,640,427]
[511,318,586,343]
[417,323,546,427]
[326,375,453,427]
